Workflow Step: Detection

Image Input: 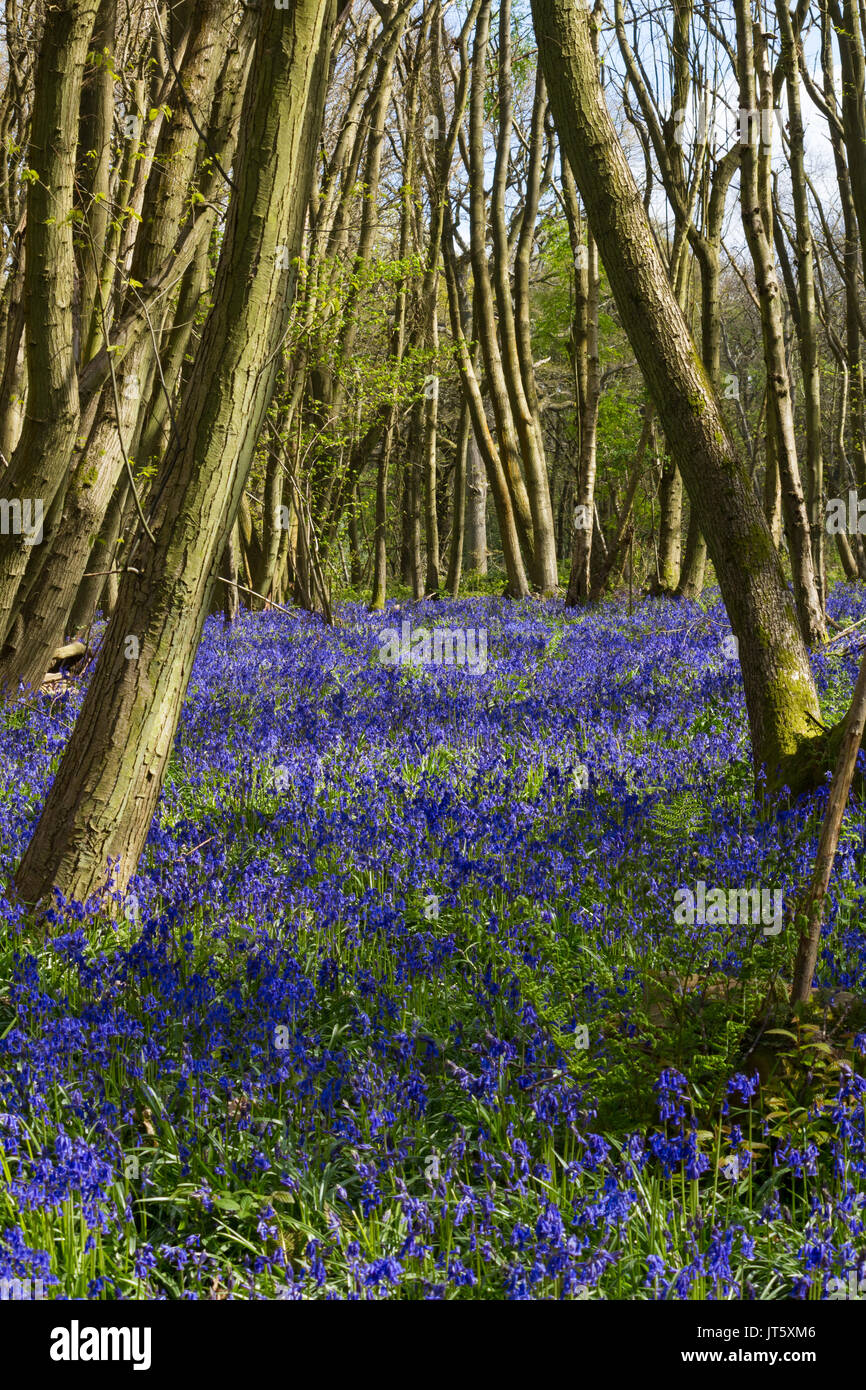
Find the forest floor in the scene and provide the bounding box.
[1,586,866,1299]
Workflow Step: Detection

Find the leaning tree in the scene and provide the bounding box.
[530,0,851,790]
[15,0,339,909]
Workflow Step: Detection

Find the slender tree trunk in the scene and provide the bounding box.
[468,0,535,572]
[491,4,558,593]
[220,525,240,625]
[763,403,783,546]
[831,0,866,270]
[446,396,470,596]
[406,396,424,601]
[369,51,417,612]
[0,260,26,463]
[464,426,488,574]
[835,528,861,581]
[258,456,282,604]
[77,0,117,363]
[442,209,528,596]
[735,2,825,646]
[563,161,601,604]
[400,453,413,586]
[422,309,441,596]
[653,454,683,593]
[777,0,825,606]
[370,426,394,610]
[677,509,707,599]
[790,648,866,1004]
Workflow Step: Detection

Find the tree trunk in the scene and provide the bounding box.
[677,508,707,600]
[369,57,417,612]
[446,396,470,596]
[347,488,363,591]
[467,0,535,574]
[531,0,822,785]
[422,310,441,597]
[653,454,683,593]
[563,159,601,604]
[790,648,866,1004]
[442,208,528,596]
[219,524,240,625]
[463,426,488,574]
[16,0,337,911]
[776,0,824,607]
[68,481,128,637]
[491,6,558,594]
[0,0,101,643]
[258,423,286,603]
[76,0,117,363]
[735,1,825,646]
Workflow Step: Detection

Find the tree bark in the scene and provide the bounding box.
[467,0,535,574]
[776,0,824,605]
[531,0,822,785]
[563,159,601,604]
[0,0,242,694]
[16,0,337,910]
[446,396,470,596]
[790,648,866,1004]
[0,0,101,642]
[463,426,488,574]
[490,3,558,593]
[735,1,825,646]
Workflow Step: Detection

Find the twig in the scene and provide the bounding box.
[180,836,215,858]
[83,567,141,578]
[215,574,295,617]
[823,613,866,647]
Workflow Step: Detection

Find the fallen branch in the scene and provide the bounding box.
[215,575,296,618]
[50,641,87,667]
[822,612,866,648]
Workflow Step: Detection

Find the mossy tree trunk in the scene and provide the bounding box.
[0,0,101,642]
[16,0,337,911]
[531,0,822,784]
[0,0,243,695]
[653,450,683,594]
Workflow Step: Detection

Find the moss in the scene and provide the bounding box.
[747,521,775,568]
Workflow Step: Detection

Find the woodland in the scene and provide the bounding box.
[0,0,866,1306]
